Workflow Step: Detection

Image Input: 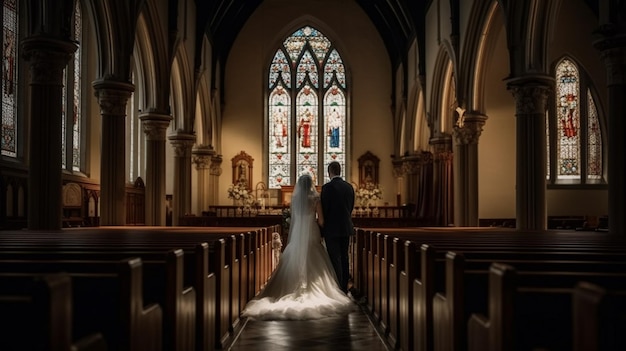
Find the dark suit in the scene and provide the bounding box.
[321,176,355,293]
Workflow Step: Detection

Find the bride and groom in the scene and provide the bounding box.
[242,161,356,320]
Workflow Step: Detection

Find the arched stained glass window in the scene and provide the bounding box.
[1,0,18,157]
[547,57,604,185]
[62,0,83,171]
[556,59,580,180]
[268,26,348,188]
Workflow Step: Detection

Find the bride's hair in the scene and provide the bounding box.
[288,174,316,245]
[295,174,313,194]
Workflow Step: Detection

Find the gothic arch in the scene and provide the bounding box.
[458,1,504,113]
[264,21,353,187]
[265,14,353,74]
[135,6,170,113]
[498,0,562,76]
[194,36,214,147]
[405,76,428,154]
[430,45,457,136]
[83,0,145,81]
[170,47,195,132]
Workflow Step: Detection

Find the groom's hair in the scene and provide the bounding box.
[328,161,341,176]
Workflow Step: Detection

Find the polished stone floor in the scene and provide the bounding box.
[227,303,391,351]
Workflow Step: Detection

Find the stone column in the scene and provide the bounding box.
[140,112,172,226]
[594,9,626,236]
[401,156,420,206]
[507,76,552,230]
[193,145,216,215]
[22,37,77,230]
[169,132,196,225]
[432,135,454,226]
[209,155,223,207]
[392,159,405,206]
[93,79,134,226]
[452,112,487,227]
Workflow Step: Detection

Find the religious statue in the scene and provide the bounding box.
[273,108,288,148]
[298,108,313,148]
[328,107,341,148]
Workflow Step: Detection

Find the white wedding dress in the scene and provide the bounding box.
[242,175,355,320]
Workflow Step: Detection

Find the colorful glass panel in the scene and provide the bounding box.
[268,26,347,189]
[269,49,291,89]
[545,110,549,180]
[296,50,318,88]
[296,85,318,181]
[2,0,17,157]
[283,26,331,64]
[324,49,346,88]
[72,2,82,171]
[62,69,68,168]
[587,89,602,180]
[268,84,292,188]
[61,2,82,171]
[323,84,346,184]
[556,59,580,180]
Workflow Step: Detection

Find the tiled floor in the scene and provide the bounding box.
[227,303,391,351]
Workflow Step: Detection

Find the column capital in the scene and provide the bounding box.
[401,159,420,175]
[93,79,135,116]
[430,133,453,152]
[140,112,172,141]
[506,78,552,115]
[210,154,223,176]
[435,150,454,162]
[192,145,216,170]
[168,132,196,157]
[392,158,404,177]
[453,111,488,145]
[21,36,77,84]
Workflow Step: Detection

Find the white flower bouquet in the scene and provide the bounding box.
[355,182,383,207]
[228,181,254,206]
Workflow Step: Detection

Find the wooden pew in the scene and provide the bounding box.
[0,250,196,351]
[355,228,626,351]
[467,263,626,351]
[0,225,279,350]
[573,282,626,351]
[433,251,626,351]
[0,258,162,351]
[0,272,107,351]
[379,234,391,334]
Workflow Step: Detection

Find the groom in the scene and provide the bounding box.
[320,161,355,294]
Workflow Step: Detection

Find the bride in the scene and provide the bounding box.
[241,174,355,320]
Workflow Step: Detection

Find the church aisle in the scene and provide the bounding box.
[228,303,391,350]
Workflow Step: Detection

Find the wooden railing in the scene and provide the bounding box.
[180,204,427,227]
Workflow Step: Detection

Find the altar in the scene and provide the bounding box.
[280,185,322,205]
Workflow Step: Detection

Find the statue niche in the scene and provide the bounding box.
[231,151,254,190]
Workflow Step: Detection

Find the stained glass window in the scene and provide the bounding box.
[548,57,604,184]
[268,26,348,188]
[556,58,580,180]
[2,0,18,157]
[62,1,82,171]
[587,89,602,180]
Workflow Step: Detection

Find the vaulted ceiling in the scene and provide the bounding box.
[193,0,601,89]
[195,0,427,73]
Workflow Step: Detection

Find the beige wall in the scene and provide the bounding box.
[479,21,516,219]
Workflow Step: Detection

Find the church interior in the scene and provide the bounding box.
[1,0,626,350]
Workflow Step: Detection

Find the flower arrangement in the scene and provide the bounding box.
[227,180,254,206]
[355,182,383,207]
